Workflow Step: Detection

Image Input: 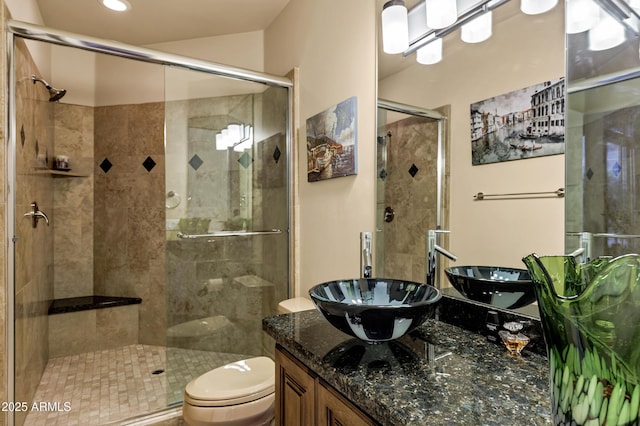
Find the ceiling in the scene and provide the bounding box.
[35,0,291,46]
[34,0,525,81]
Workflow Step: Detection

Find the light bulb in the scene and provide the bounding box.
[382,0,409,54]
[416,37,443,65]
[566,0,599,34]
[99,0,131,12]
[215,132,227,150]
[589,12,626,51]
[461,11,492,43]
[520,0,558,15]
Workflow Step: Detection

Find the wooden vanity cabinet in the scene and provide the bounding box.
[275,345,377,426]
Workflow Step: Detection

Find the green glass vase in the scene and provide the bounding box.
[522,254,640,426]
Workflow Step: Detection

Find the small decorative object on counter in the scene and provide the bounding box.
[523,253,640,426]
[498,321,530,356]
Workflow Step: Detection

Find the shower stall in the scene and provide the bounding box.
[7,22,290,425]
[375,100,449,285]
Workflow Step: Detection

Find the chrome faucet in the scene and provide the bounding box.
[361,231,373,278]
[426,229,457,288]
[566,231,593,264]
[578,231,593,263]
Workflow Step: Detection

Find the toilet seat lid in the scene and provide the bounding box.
[185,357,275,406]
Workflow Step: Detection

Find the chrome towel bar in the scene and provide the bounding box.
[567,232,640,239]
[177,229,282,239]
[473,188,564,200]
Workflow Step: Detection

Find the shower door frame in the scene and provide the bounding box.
[376,99,449,280]
[6,20,293,426]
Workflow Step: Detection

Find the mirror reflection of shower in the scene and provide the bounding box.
[31,74,67,102]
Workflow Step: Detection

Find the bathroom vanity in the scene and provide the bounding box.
[263,304,551,425]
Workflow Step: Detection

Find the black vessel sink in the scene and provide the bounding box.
[444,266,536,309]
[308,278,441,343]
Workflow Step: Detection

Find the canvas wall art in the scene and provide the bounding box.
[470,77,565,165]
[306,96,357,182]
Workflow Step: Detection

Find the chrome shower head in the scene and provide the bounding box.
[31,75,67,102]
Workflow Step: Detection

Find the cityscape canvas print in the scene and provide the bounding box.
[470,77,565,165]
[306,96,358,182]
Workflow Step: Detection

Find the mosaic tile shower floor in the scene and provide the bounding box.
[23,344,248,425]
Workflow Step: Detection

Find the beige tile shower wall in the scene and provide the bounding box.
[52,104,94,298]
[383,116,439,283]
[93,102,166,346]
[13,36,55,423]
[48,305,139,358]
[255,87,289,306]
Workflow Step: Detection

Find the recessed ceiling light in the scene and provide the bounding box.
[99,0,131,12]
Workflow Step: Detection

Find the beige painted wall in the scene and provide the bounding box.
[264,0,377,296]
[379,3,566,270]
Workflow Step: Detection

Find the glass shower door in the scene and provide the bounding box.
[566,77,640,257]
[375,104,445,284]
[164,67,289,404]
[565,9,640,259]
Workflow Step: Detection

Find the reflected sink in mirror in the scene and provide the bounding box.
[308,278,441,343]
[444,266,536,310]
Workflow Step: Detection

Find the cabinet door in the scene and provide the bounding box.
[317,381,377,426]
[275,347,316,426]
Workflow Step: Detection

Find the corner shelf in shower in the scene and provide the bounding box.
[48,295,142,315]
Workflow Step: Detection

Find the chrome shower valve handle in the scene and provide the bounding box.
[23,202,49,228]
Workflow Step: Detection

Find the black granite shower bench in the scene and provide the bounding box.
[48,295,142,315]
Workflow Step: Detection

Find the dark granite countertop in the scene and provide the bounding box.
[263,309,551,425]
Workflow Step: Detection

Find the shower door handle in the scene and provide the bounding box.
[23,202,49,228]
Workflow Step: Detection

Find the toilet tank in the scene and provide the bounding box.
[277,297,315,314]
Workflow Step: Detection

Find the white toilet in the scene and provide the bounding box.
[182,356,275,426]
[182,297,314,426]
[277,296,315,314]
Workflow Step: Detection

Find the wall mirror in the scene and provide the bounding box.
[375,0,567,319]
[565,0,640,258]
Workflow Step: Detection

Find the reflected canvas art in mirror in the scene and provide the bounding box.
[470,77,565,165]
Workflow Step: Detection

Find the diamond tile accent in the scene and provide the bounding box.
[586,168,594,180]
[613,162,622,177]
[20,125,25,147]
[408,163,419,178]
[379,169,387,180]
[238,152,253,169]
[189,154,203,170]
[142,156,156,172]
[100,158,113,174]
[273,146,281,164]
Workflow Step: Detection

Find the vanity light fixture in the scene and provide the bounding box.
[588,10,626,51]
[461,10,493,43]
[416,36,443,64]
[382,0,410,54]
[566,0,599,34]
[388,0,562,64]
[425,0,458,29]
[99,0,131,12]
[520,0,558,15]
